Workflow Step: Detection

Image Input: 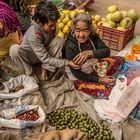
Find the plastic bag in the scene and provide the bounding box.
[94,76,140,123]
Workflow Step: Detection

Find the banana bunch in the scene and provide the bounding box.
[92,15,105,34]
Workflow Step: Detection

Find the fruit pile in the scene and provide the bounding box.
[56,9,86,39]
[131,43,140,54]
[16,110,39,121]
[92,15,105,34]
[125,43,140,61]
[56,9,103,39]
[125,54,138,61]
[46,108,115,140]
[101,5,139,30]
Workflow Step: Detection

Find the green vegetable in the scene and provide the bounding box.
[46,108,115,140]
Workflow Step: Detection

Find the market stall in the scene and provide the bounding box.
[1,1,140,140]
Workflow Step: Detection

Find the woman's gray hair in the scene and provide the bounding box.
[71,13,95,34]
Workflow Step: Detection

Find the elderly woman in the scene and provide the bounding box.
[63,13,124,98]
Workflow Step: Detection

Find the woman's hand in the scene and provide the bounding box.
[68,60,80,69]
[73,50,93,65]
[99,76,116,85]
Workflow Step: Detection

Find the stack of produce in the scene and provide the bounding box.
[131,43,140,54]
[46,108,115,140]
[56,9,103,38]
[92,15,105,34]
[56,9,86,39]
[125,43,140,61]
[101,5,139,30]
[16,110,39,121]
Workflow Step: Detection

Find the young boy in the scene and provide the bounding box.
[10,1,79,82]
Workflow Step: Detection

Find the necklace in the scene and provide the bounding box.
[77,38,96,53]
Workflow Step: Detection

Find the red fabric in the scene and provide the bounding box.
[74,80,111,99]
[74,56,124,98]
[35,32,43,37]
[101,56,124,76]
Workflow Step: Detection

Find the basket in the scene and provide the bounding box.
[98,24,135,51]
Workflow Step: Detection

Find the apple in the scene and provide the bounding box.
[106,13,113,21]
[120,17,133,29]
[107,5,118,13]
[111,11,123,22]
[102,21,116,28]
[127,9,139,22]
[121,11,128,18]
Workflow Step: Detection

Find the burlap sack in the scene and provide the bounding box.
[24,129,88,140]
[123,118,140,140]
[42,75,122,140]
[0,130,20,140]
[0,75,46,139]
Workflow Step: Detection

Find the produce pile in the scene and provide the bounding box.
[125,43,140,61]
[56,9,104,39]
[101,5,139,30]
[46,108,115,140]
[16,110,39,121]
[92,15,105,34]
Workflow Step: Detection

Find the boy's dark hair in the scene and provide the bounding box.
[33,1,60,25]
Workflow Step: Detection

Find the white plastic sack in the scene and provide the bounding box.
[0,74,38,100]
[0,105,45,129]
[94,76,140,123]
[108,76,127,107]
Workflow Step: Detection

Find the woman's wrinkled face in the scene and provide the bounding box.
[74,21,90,43]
